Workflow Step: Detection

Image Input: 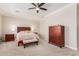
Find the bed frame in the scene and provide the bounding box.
[17,27,38,48]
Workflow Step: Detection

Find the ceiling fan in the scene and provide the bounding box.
[28,3,47,13]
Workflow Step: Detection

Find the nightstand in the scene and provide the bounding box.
[5,34,15,42]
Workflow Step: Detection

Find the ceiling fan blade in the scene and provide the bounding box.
[28,7,35,9]
[39,3,45,7]
[32,3,37,6]
[36,10,39,13]
[40,7,47,11]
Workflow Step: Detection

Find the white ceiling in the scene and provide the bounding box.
[0,3,69,20]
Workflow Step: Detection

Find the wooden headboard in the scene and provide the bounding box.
[17,27,31,33]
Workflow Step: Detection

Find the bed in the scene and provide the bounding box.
[15,27,39,48]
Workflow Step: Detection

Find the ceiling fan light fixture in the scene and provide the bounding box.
[36,7,39,11]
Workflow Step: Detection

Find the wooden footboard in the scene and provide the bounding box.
[23,41,38,48]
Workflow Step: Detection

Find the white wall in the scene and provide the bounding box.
[77,4,79,50]
[2,16,40,37]
[40,4,77,50]
[0,15,2,37]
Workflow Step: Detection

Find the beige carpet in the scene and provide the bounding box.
[0,40,78,56]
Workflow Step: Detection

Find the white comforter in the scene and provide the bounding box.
[15,31,39,43]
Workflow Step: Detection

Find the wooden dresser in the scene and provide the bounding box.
[5,34,15,42]
[49,25,65,48]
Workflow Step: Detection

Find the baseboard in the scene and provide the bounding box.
[42,39,78,50]
[65,45,78,50]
